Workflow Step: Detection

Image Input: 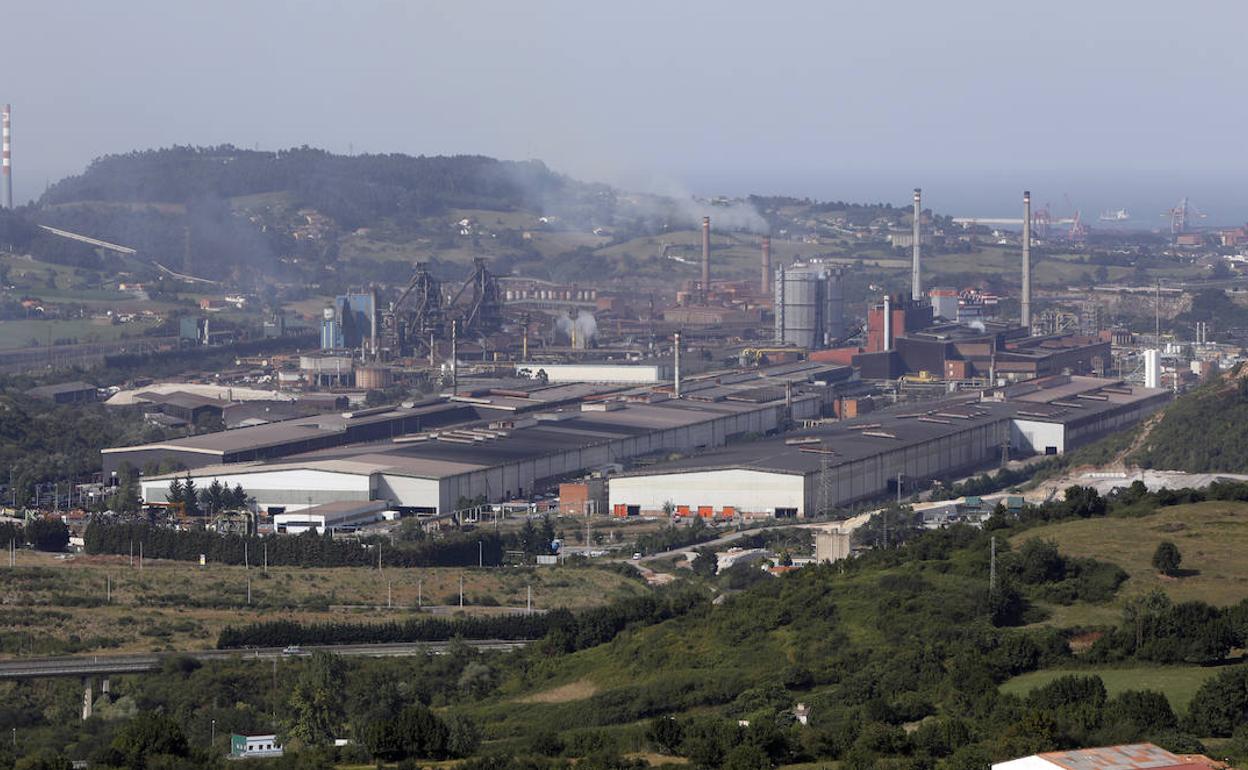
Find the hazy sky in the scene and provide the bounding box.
[9,0,1248,216]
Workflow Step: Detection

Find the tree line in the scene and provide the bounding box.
[84,521,507,568]
[0,519,70,552]
[217,586,706,651]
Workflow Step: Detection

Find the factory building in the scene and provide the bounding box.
[774,263,846,349]
[273,500,392,535]
[856,320,1109,383]
[929,287,959,321]
[608,376,1169,518]
[120,366,845,514]
[865,295,934,353]
[321,291,378,351]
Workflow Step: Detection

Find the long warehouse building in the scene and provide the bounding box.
[608,375,1169,519]
[125,366,847,514]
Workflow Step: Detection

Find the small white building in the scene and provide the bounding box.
[273,500,392,535]
[230,734,282,759]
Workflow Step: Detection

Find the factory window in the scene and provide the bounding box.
[1045,446,1057,455]
[775,508,798,518]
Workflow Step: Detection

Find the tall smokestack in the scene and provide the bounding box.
[1022,190,1032,330]
[2,105,11,210]
[673,332,682,397]
[883,295,893,352]
[911,188,922,301]
[701,216,711,299]
[760,236,772,295]
[369,287,379,359]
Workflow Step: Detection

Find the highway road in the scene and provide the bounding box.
[0,639,530,679]
[635,518,861,564]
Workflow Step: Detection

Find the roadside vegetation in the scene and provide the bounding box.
[8,480,1248,768]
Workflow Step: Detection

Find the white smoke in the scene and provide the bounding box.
[969,320,986,332]
[556,310,597,347]
[680,198,769,234]
[618,188,770,234]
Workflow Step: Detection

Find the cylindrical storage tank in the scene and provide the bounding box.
[777,268,819,348]
[824,268,845,344]
[356,365,394,390]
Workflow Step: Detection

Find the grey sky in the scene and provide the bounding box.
[8,0,1247,207]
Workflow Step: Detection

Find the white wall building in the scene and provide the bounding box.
[516,363,672,384]
[273,500,392,534]
[609,377,1170,520]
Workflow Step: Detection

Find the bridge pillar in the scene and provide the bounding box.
[81,677,93,721]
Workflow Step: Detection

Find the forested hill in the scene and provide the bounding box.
[41,146,570,229]
[1131,368,1248,472]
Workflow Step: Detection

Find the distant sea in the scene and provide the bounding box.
[682,168,1248,230]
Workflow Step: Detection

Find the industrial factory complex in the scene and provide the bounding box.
[112,364,1167,525]
[89,184,1201,532]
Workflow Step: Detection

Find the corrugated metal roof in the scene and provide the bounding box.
[1037,744,1187,770]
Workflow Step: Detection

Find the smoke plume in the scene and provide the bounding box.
[556,309,597,347]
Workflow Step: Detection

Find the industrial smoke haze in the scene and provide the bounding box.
[556,310,597,345]
[516,160,771,235]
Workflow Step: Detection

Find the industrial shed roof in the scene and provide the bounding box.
[618,397,1012,478]
[617,377,1169,481]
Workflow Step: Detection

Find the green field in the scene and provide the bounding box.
[1011,500,1248,609]
[1000,664,1226,712]
[0,318,161,350]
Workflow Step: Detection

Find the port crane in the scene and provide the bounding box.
[1161,197,1206,235]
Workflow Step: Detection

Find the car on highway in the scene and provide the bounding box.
[281,645,305,656]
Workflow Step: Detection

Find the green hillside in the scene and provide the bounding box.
[441,490,1248,766]
[11,484,1248,767]
[1131,370,1248,472]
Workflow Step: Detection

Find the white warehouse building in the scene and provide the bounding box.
[609,376,1169,519]
[138,379,830,515]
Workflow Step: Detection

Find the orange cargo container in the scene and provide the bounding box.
[612,503,628,517]
[676,505,692,517]
[720,506,736,519]
[697,505,714,518]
